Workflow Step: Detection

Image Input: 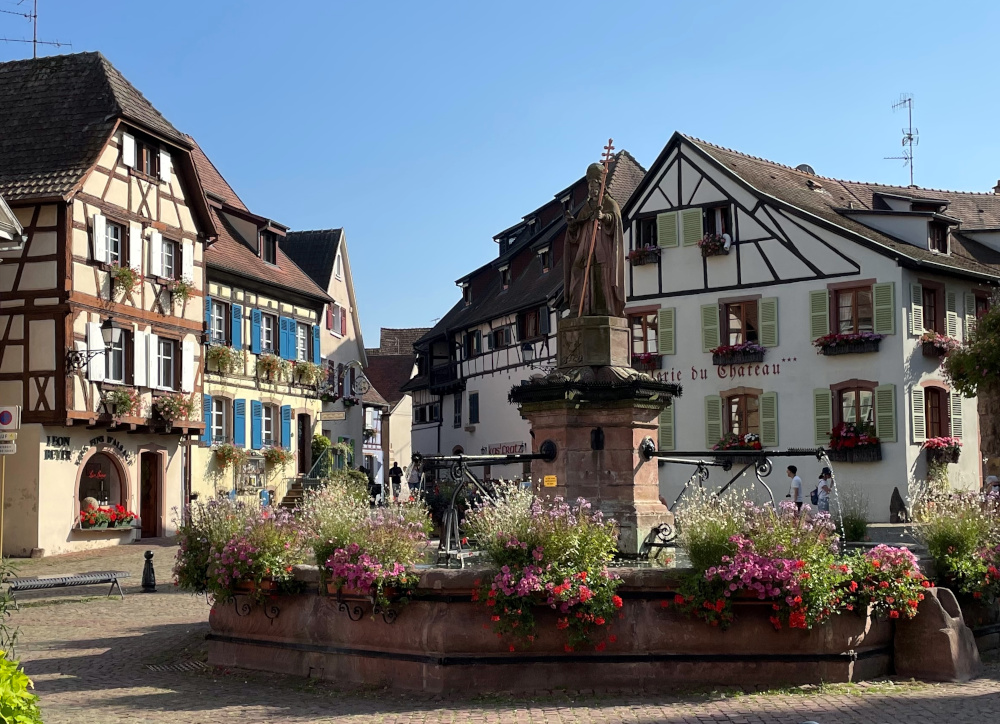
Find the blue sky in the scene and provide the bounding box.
[3,1,1000,344]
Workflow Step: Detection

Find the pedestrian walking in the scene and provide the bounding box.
[816,467,832,513]
[388,461,403,502]
[787,465,803,511]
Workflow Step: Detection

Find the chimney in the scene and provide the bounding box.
[993,180,1000,194]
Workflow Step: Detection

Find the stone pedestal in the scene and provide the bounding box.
[511,315,681,555]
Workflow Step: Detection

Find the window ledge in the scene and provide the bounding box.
[129,169,163,185]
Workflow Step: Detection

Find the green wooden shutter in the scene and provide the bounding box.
[758,298,779,348]
[681,208,703,246]
[809,290,830,340]
[965,293,978,339]
[656,212,678,248]
[813,388,832,446]
[872,282,896,335]
[760,392,778,447]
[704,395,723,449]
[946,291,959,338]
[657,307,676,355]
[910,388,926,443]
[658,404,675,452]
[909,283,924,335]
[874,384,897,443]
[700,303,720,352]
[950,391,964,440]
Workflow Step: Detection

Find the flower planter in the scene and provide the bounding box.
[81,521,108,530]
[819,339,881,356]
[827,444,883,463]
[628,249,661,266]
[701,245,730,258]
[714,453,763,466]
[922,341,947,358]
[234,580,278,595]
[926,447,960,465]
[712,350,765,366]
[631,355,661,372]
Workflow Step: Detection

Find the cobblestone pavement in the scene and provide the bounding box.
[8,540,1000,723]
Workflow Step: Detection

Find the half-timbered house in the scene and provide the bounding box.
[0,53,214,555]
[623,132,1000,518]
[403,152,644,479]
[188,145,331,506]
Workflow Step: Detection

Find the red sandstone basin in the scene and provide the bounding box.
[207,566,893,693]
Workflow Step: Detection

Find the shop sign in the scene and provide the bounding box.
[87,435,135,465]
[481,441,528,455]
[44,435,72,461]
[319,411,347,421]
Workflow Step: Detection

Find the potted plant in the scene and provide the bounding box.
[627,245,661,266]
[813,331,885,356]
[79,507,111,529]
[698,233,730,258]
[214,443,249,470]
[102,387,140,420]
[712,432,763,464]
[109,504,137,528]
[343,395,360,408]
[363,427,377,441]
[109,263,143,297]
[923,436,962,464]
[152,392,195,423]
[710,342,765,366]
[205,344,242,374]
[263,446,294,468]
[631,351,662,371]
[168,276,194,306]
[293,360,323,386]
[827,422,882,463]
[921,332,961,358]
[256,353,290,382]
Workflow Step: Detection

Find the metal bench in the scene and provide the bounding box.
[6,570,129,607]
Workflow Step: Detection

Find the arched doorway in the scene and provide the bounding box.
[79,452,126,509]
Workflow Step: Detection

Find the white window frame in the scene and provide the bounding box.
[296,323,308,361]
[332,303,344,337]
[106,222,123,266]
[211,301,227,345]
[334,252,343,279]
[262,405,274,446]
[157,338,176,390]
[161,238,177,279]
[105,329,125,383]
[211,398,227,443]
[261,313,275,353]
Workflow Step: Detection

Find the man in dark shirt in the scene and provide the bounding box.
[388,462,403,502]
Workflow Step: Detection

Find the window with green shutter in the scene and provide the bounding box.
[681,208,703,247]
[910,387,926,443]
[758,298,778,348]
[657,308,676,355]
[704,395,723,449]
[813,388,832,446]
[700,303,721,352]
[656,212,678,248]
[809,290,830,340]
[946,291,960,339]
[874,384,897,443]
[659,404,675,452]
[759,392,778,447]
[872,282,896,335]
[909,283,924,335]
[950,391,964,440]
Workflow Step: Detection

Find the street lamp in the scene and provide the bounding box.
[65,318,123,372]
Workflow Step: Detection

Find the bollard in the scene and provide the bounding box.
[141,550,156,592]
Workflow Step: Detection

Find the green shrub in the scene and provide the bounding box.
[674,488,743,572]
[173,499,259,594]
[0,657,42,723]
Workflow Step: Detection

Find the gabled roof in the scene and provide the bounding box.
[364,354,416,408]
[368,328,432,356]
[188,140,249,213]
[0,52,189,200]
[279,229,344,290]
[648,133,1000,280]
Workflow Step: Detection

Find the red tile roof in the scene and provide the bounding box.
[364,354,416,407]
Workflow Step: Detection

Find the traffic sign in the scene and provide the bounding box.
[0,406,20,431]
[0,442,16,456]
[0,433,15,442]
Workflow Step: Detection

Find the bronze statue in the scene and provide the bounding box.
[564,160,625,318]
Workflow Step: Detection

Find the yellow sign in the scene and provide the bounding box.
[543,475,557,488]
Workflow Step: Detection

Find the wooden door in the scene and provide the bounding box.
[297,414,309,474]
[140,452,159,537]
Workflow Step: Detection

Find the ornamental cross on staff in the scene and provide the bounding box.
[578,139,615,317]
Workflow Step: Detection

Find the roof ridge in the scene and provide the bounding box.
[685,133,996,197]
[96,54,186,144]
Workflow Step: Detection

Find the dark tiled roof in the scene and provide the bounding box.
[368,328,432,356]
[684,136,1000,279]
[279,229,343,290]
[364,354,416,407]
[0,52,187,200]
[416,150,646,347]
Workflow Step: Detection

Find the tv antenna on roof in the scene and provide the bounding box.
[0,1,71,59]
[884,93,918,187]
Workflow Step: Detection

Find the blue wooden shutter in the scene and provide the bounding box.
[205,297,212,327]
[231,304,243,349]
[251,400,263,450]
[202,395,212,444]
[312,325,321,364]
[233,399,246,447]
[283,318,295,360]
[250,309,262,354]
[280,405,292,448]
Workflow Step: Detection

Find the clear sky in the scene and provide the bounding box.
[3,1,1000,344]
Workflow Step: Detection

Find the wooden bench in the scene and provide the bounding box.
[7,570,129,607]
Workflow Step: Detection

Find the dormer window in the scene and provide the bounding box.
[538,247,551,273]
[260,231,277,265]
[499,265,511,290]
[462,284,472,306]
[929,221,949,254]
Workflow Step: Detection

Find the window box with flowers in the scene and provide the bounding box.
[343,395,360,408]
[711,342,765,366]
[168,276,194,306]
[101,387,141,421]
[206,344,242,375]
[713,432,764,464]
[631,351,662,372]
[256,353,290,382]
[699,233,730,258]
[627,245,661,266]
[151,392,195,424]
[827,422,882,463]
[214,443,249,470]
[813,332,885,356]
[109,263,143,298]
[293,360,323,386]
[263,446,294,468]
[364,427,377,441]
[79,507,111,529]
[923,436,962,464]
[921,332,961,359]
